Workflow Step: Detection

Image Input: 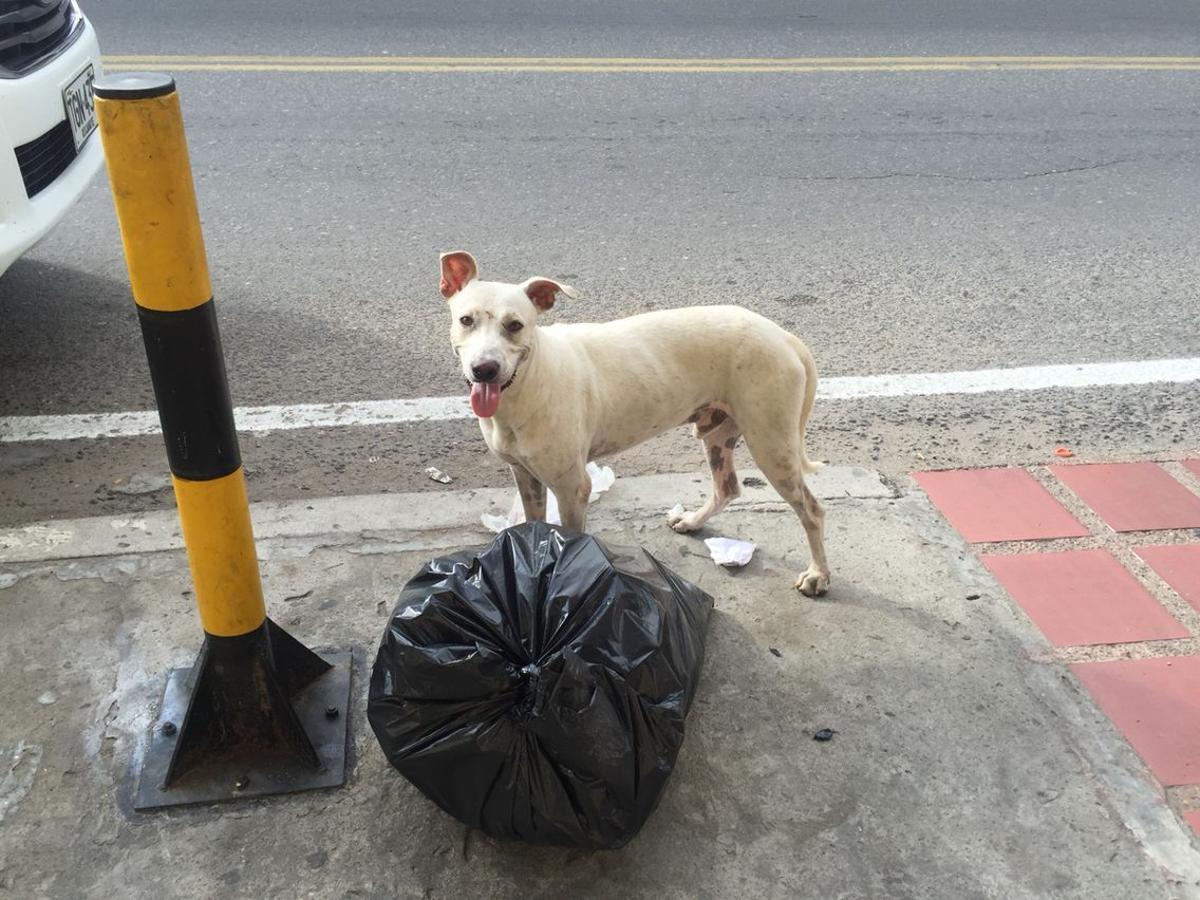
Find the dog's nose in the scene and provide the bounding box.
[471,361,501,383]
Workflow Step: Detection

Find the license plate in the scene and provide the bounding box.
[62,64,97,152]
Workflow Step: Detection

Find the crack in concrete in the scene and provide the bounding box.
[0,742,41,825]
[768,159,1133,183]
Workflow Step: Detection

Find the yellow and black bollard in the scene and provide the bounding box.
[94,73,350,809]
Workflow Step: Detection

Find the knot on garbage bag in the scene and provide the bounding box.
[512,662,545,722]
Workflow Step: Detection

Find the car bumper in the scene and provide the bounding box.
[0,21,104,276]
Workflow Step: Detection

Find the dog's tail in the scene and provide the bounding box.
[795,340,824,475]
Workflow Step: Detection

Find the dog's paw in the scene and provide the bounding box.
[672,513,700,535]
[794,567,830,597]
[668,509,703,533]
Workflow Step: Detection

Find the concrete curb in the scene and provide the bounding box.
[0,466,892,565]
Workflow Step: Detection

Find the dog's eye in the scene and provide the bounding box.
[505,320,524,334]
[459,315,474,328]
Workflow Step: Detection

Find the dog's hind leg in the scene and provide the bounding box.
[784,479,830,597]
[742,425,830,597]
[669,405,742,534]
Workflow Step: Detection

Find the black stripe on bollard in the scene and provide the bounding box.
[137,300,241,481]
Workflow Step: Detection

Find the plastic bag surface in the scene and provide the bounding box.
[367,521,714,849]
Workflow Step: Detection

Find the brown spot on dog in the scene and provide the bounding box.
[697,409,730,435]
[686,406,708,425]
[724,435,740,449]
[708,445,726,470]
[723,472,740,497]
[800,484,824,517]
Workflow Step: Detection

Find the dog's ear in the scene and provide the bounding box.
[520,277,578,312]
[439,251,478,299]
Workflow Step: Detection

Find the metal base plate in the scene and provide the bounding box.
[134,650,352,810]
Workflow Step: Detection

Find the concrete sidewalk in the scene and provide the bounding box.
[1,467,1198,898]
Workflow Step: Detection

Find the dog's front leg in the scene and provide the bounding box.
[548,464,591,532]
[511,465,548,521]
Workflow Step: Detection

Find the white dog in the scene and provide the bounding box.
[440,251,830,595]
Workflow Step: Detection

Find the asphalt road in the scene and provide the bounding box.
[2,1,1199,523]
[81,0,1200,57]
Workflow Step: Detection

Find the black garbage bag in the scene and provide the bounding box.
[367,521,714,849]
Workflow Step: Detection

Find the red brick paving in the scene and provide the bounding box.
[913,468,1088,543]
[1135,544,1200,614]
[1070,656,1200,787]
[917,461,1200,806]
[1053,462,1200,533]
[981,549,1187,646]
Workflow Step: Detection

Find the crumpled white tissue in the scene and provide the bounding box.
[587,463,615,500]
[703,537,756,567]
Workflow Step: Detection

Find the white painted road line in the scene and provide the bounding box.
[3,357,1199,444]
[819,357,1200,399]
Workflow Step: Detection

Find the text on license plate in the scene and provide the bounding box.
[63,64,97,152]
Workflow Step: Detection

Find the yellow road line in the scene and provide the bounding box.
[103,64,1200,74]
[101,54,1200,73]
[104,54,1200,64]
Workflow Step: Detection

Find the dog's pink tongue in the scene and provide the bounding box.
[470,382,502,418]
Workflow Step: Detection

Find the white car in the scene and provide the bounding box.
[0,0,102,276]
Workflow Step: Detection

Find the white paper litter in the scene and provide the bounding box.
[480,463,616,533]
[479,512,511,533]
[703,537,756,568]
[587,463,615,500]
